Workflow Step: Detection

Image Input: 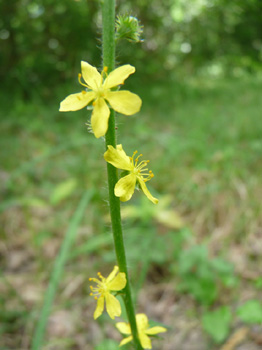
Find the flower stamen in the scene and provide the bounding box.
[100,66,109,84]
[78,73,89,88]
[134,153,143,165]
[129,150,137,161]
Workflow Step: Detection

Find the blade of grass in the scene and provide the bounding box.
[31,189,94,350]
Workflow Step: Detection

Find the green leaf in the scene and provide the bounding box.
[171,227,192,258]
[156,209,184,229]
[178,245,208,274]
[95,339,120,350]
[50,178,77,205]
[19,197,47,207]
[237,300,262,324]
[202,306,232,343]
[211,258,234,275]
[0,197,47,212]
[178,276,217,305]
[211,258,238,287]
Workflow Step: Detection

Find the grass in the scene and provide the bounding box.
[1,75,262,349]
[31,190,93,350]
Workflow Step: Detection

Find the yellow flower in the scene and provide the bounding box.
[89,266,126,320]
[59,61,142,138]
[104,144,158,204]
[116,313,167,349]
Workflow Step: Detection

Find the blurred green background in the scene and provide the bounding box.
[1,0,262,349]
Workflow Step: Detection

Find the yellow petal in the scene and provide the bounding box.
[107,272,126,291]
[105,293,121,319]
[104,144,132,171]
[103,65,135,89]
[59,91,95,111]
[139,333,152,349]
[81,61,101,90]
[91,98,110,138]
[146,326,167,335]
[106,265,119,283]
[137,178,158,204]
[115,174,137,202]
[116,322,131,334]
[119,336,133,347]
[136,313,149,331]
[93,296,104,320]
[105,91,142,115]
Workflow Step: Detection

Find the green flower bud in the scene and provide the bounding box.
[115,14,143,43]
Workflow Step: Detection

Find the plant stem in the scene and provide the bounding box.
[102,1,142,349]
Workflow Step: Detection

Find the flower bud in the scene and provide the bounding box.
[115,14,143,43]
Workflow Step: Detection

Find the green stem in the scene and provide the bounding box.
[102,1,142,349]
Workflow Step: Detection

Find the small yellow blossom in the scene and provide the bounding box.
[59,61,142,138]
[104,144,158,204]
[89,266,126,320]
[116,313,167,349]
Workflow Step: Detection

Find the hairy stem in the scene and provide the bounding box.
[102,0,142,349]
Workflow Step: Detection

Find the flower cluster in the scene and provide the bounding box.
[60,61,165,349]
[89,266,167,349]
[60,62,157,203]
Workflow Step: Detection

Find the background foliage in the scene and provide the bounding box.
[1,0,262,99]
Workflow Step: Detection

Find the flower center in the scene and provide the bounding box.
[95,86,106,98]
[89,272,108,299]
[78,66,109,99]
